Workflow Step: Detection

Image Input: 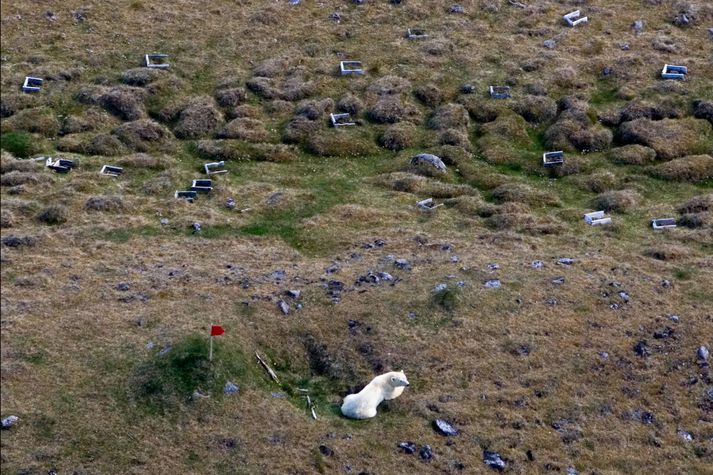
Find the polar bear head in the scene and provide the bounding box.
[387,370,409,387]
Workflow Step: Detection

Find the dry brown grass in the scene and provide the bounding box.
[2,1,713,474]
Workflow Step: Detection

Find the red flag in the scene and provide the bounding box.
[210,325,225,336]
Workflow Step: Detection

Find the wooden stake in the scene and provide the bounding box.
[255,351,280,384]
[209,336,213,361]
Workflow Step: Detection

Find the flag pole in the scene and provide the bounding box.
[209,332,214,362]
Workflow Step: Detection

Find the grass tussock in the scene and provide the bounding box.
[648,155,713,183]
[616,118,713,160]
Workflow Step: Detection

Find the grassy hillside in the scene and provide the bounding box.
[1,0,712,473]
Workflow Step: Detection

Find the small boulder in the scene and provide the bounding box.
[483,450,506,471]
[433,419,459,436]
[1,415,19,429]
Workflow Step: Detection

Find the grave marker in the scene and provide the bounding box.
[416,198,442,210]
[584,210,612,226]
[191,179,213,192]
[204,161,227,174]
[489,86,511,99]
[661,64,687,80]
[330,113,356,128]
[175,190,197,202]
[145,53,169,69]
[651,218,677,230]
[542,151,564,167]
[406,28,429,40]
[22,76,43,93]
[340,61,364,76]
[100,165,123,177]
[45,157,76,173]
[564,10,588,27]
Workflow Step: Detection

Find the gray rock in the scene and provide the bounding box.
[672,14,690,27]
[394,258,411,270]
[487,263,499,270]
[116,282,130,291]
[632,20,644,31]
[1,415,19,429]
[462,84,475,94]
[634,340,650,357]
[285,289,301,299]
[271,392,287,398]
[433,283,448,293]
[704,386,713,401]
[483,450,506,471]
[531,260,544,269]
[410,153,446,171]
[224,381,239,394]
[678,430,693,442]
[160,218,169,225]
[398,441,417,454]
[484,279,501,289]
[277,300,289,315]
[618,291,630,303]
[433,419,459,436]
[557,258,575,265]
[419,444,433,460]
[551,277,565,286]
[543,39,556,49]
[225,198,236,209]
[192,222,202,233]
[697,345,710,361]
[449,4,465,14]
[566,467,579,475]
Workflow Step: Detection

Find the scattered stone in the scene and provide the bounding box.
[546,298,559,305]
[487,263,499,270]
[410,153,446,172]
[632,20,644,31]
[461,84,475,94]
[286,290,301,299]
[678,430,693,442]
[319,445,334,456]
[599,352,609,360]
[456,281,466,288]
[557,258,575,266]
[192,389,210,400]
[698,345,710,361]
[399,441,417,454]
[543,39,556,49]
[408,311,417,319]
[672,14,690,27]
[531,260,544,269]
[634,340,650,357]
[512,344,530,356]
[1,415,19,429]
[483,450,506,471]
[225,198,236,209]
[661,279,671,288]
[484,279,501,289]
[224,381,239,394]
[116,282,130,291]
[433,283,448,293]
[146,341,155,350]
[158,346,171,356]
[160,218,169,225]
[566,467,579,475]
[419,444,433,460]
[704,387,713,401]
[551,277,565,286]
[394,259,411,270]
[277,300,289,315]
[449,4,465,14]
[271,392,287,398]
[433,419,459,436]
[670,315,680,322]
[192,222,202,233]
[270,270,286,281]
[653,327,674,339]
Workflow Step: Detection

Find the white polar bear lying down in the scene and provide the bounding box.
[341,370,410,419]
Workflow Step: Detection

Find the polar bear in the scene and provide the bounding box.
[341,371,410,419]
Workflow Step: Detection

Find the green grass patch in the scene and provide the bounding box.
[127,333,257,415]
[1,131,38,157]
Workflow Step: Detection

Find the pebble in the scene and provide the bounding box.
[487,263,499,270]
[449,4,465,14]
[566,467,579,475]
[394,259,411,270]
[598,351,609,360]
[419,444,433,460]
[678,430,693,442]
[160,218,169,225]
[661,279,671,288]
[277,300,290,315]
[1,415,19,429]
[433,419,459,436]
[450,256,459,263]
[531,260,544,269]
[705,387,713,401]
[398,441,417,454]
[271,270,286,281]
[456,281,466,288]
[551,277,565,286]
[634,340,650,357]
[697,345,710,361]
[224,381,239,394]
[225,198,236,209]
[543,39,556,49]
[286,290,301,299]
[670,315,680,322]
[632,20,644,31]
[408,311,417,319]
[116,282,130,291]
[483,450,506,471]
[484,279,501,289]
[557,258,575,266]
[192,222,202,233]
[618,291,630,303]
